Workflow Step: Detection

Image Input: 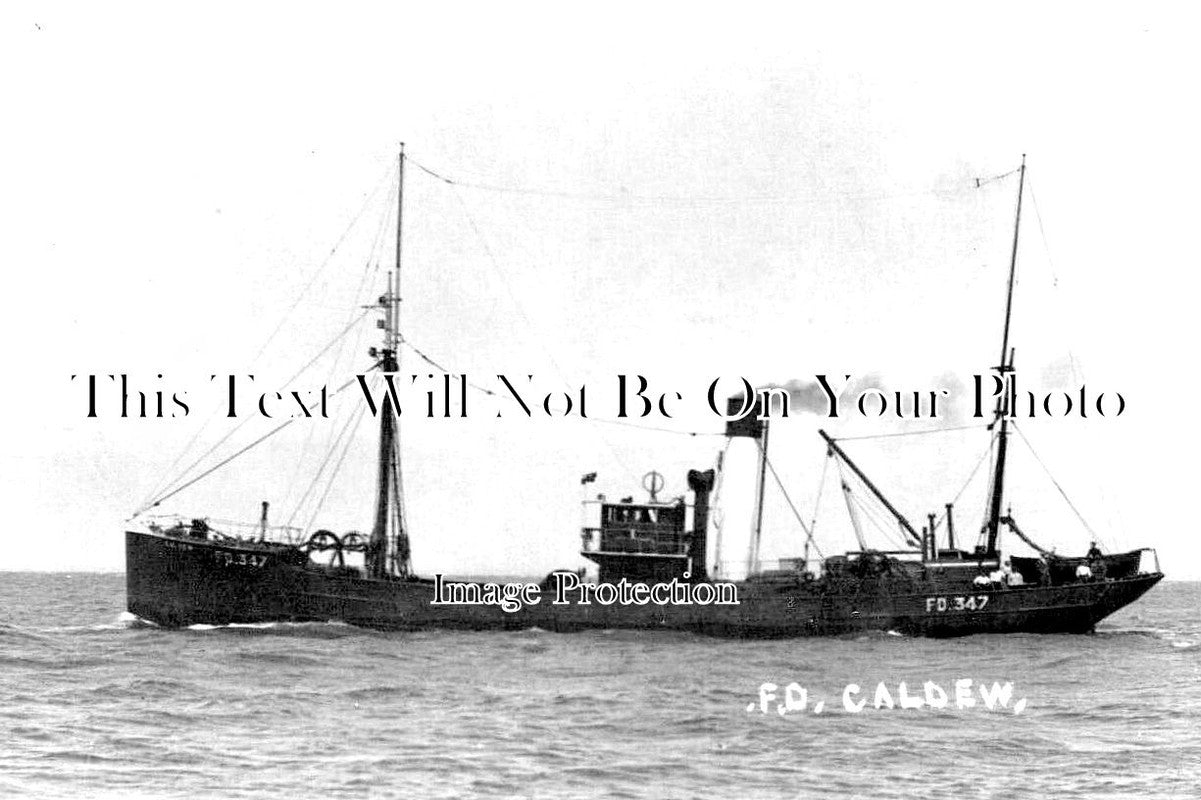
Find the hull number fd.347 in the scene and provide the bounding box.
[214,551,269,569]
[925,595,989,613]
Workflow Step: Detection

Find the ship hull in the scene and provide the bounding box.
[126,530,1162,637]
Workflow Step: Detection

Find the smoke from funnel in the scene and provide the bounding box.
[754,373,886,415]
[751,371,969,423]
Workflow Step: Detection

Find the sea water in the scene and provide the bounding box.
[0,574,1197,798]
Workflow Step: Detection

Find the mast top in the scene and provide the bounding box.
[985,156,1027,555]
[366,143,411,578]
[997,155,1026,373]
[382,144,406,360]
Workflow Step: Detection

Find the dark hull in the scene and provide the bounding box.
[126,530,1163,637]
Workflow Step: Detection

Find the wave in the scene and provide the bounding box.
[1097,626,1175,637]
[340,685,422,702]
[230,650,325,667]
[1096,626,1199,649]
[179,619,371,640]
[0,621,68,646]
[1038,653,1084,669]
[28,612,157,636]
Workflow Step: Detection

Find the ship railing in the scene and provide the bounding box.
[580,527,689,555]
[740,551,926,579]
[842,549,924,558]
[712,557,823,579]
[580,498,693,510]
[144,514,305,545]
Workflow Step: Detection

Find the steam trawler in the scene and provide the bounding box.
[125,151,1162,636]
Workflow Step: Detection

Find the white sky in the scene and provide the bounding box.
[2,3,1199,578]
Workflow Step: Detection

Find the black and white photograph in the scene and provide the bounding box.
[2,3,1198,797]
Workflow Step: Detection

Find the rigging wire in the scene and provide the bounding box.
[438,179,642,483]
[839,476,868,551]
[1026,179,1098,540]
[803,455,831,561]
[846,483,896,548]
[287,385,371,528]
[303,401,371,532]
[391,430,408,566]
[583,417,724,437]
[444,185,575,383]
[762,452,825,563]
[763,453,814,539]
[1011,422,1106,547]
[131,371,372,518]
[281,311,372,389]
[856,489,910,550]
[137,414,221,514]
[142,312,371,512]
[834,458,906,550]
[279,304,375,513]
[249,161,396,365]
[145,172,396,516]
[402,335,723,438]
[282,184,395,513]
[833,459,866,546]
[934,429,998,531]
[1027,177,1083,386]
[835,423,986,442]
[973,166,1020,189]
[400,339,497,396]
[409,156,950,208]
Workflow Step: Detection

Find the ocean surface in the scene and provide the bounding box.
[0,573,1197,799]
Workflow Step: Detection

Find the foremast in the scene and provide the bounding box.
[368,144,411,579]
[984,155,1026,556]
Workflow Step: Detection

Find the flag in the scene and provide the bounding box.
[580,472,597,485]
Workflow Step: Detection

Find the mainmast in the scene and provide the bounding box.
[746,420,770,576]
[368,144,410,579]
[984,155,1026,555]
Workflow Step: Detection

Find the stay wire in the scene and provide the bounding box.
[1011,422,1105,546]
[304,401,371,532]
[934,429,998,531]
[583,417,724,438]
[400,339,497,396]
[132,371,372,518]
[144,312,370,511]
[288,385,370,528]
[763,452,814,541]
[807,455,831,549]
[836,459,894,549]
[1027,177,1084,386]
[410,155,950,208]
[443,181,640,482]
[251,160,396,365]
[402,336,722,438]
[144,170,394,513]
[278,189,389,513]
[973,167,1020,189]
[836,423,986,442]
